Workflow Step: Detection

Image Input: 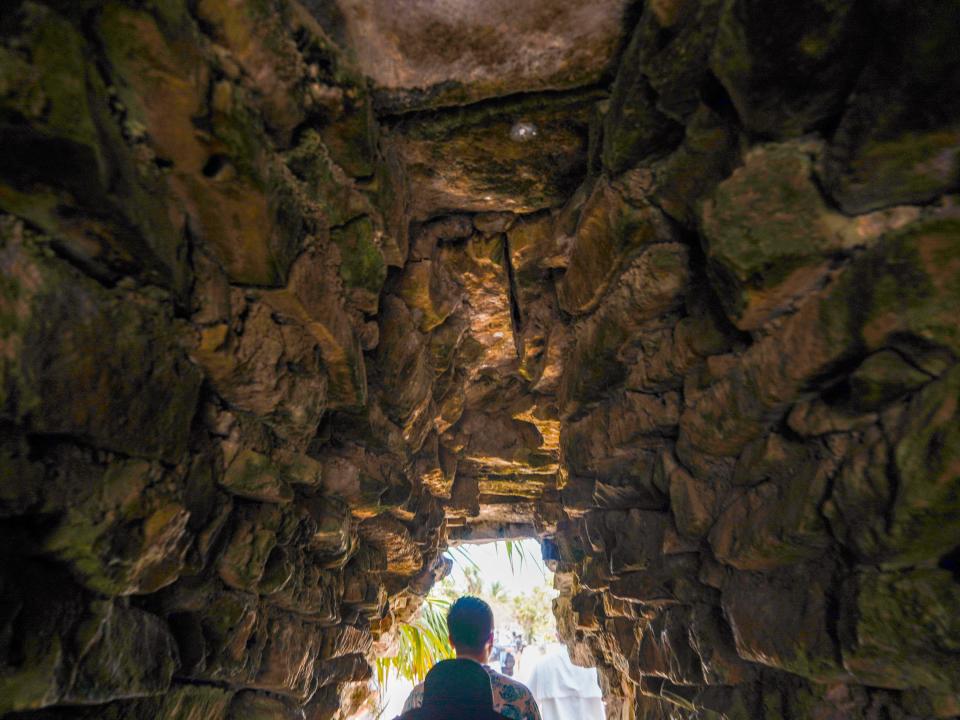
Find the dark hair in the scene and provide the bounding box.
[447,596,494,652]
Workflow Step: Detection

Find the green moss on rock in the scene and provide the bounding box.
[332,215,386,311]
[841,568,960,692]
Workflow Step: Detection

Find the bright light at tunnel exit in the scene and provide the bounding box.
[442,538,556,598]
[366,539,561,720]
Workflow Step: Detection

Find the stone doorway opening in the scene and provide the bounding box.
[363,538,597,720]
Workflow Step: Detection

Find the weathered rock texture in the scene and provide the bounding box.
[1,1,959,719]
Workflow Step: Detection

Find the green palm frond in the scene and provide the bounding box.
[375,598,454,691]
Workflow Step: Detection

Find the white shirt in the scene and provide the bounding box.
[525,645,604,720]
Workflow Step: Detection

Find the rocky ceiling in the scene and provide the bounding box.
[1,1,960,720]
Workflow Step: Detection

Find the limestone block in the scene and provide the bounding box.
[687,605,754,686]
[635,606,706,686]
[341,545,388,615]
[302,496,355,568]
[608,554,705,608]
[787,399,879,437]
[709,0,867,138]
[436,232,517,376]
[394,91,598,216]
[631,1,722,120]
[303,685,340,720]
[312,654,371,690]
[98,4,306,287]
[217,502,284,592]
[283,130,371,229]
[332,216,387,315]
[586,509,670,574]
[708,435,833,570]
[53,685,235,720]
[559,243,688,412]
[338,0,629,112]
[456,409,554,474]
[190,297,330,444]
[65,604,178,704]
[0,221,202,462]
[43,459,192,596]
[591,452,665,510]
[0,564,94,713]
[398,259,461,333]
[221,449,297,504]
[701,141,920,330]
[664,450,720,540]
[679,216,960,463]
[0,564,178,714]
[376,296,434,427]
[410,215,474,261]
[846,349,934,412]
[826,365,960,567]
[562,392,679,508]
[268,552,342,622]
[249,611,331,701]
[0,5,189,295]
[228,691,305,720]
[840,569,960,693]
[722,560,849,682]
[622,324,705,394]
[261,248,367,410]
[557,181,671,315]
[602,20,683,175]
[822,2,960,213]
[316,452,391,517]
[174,589,260,685]
[358,514,423,576]
[641,105,739,230]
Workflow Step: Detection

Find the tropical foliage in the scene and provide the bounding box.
[372,539,553,694]
[375,598,454,690]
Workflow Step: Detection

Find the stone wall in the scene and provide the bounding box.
[1,1,959,719]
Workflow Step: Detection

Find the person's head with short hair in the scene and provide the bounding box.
[447,596,494,661]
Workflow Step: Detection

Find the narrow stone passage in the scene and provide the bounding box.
[1,1,959,719]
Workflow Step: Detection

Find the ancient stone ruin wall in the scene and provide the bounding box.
[1,1,959,719]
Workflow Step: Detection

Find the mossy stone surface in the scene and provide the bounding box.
[0,222,202,463]
[841,569,960,692]
[602,21,683,176]
[331,216,387,312]
[397,90,599,216]
[822,1,960,213]
[43,459,192,596]
[709,0,868,138]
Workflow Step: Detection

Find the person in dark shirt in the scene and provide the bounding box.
[395,658,511,720]
[402,597,542,720]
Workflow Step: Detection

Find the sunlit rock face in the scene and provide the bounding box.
[334,0,631,112]
[2,0,960,719]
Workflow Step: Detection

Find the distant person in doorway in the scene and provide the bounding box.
[395,659,511,720]
[501,650,516,677]
[402,597,542,720]
[526,643,604,720]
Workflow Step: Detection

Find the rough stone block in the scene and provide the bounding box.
[43,459,192,596]
[826,364,960,567]
[822,1,960,213]
[0,220,202,462]
[722,560,848,683]
[0,563,178,714]
[708,435,833,570]
[700,141,918,330]
[840,569,960,694]
[709,0,867,138]
[557,181,669,315]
